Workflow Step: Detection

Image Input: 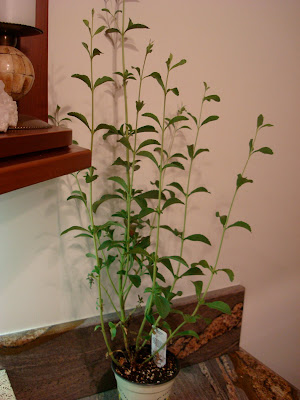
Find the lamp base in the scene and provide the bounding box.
[8,114,51,130]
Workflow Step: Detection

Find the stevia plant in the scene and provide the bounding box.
[61,1,273,368]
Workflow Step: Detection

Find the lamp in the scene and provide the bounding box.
[0,0,49,129]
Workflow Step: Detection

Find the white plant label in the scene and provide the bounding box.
[151,326,167,368]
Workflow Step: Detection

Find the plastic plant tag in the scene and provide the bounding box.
[151,326,167,368]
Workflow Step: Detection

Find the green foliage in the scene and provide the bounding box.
[60,3,274,369]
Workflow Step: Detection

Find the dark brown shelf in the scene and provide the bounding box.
[0,126,72,158]
[0,145,91,194]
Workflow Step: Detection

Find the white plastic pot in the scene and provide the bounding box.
[112,358,179,400]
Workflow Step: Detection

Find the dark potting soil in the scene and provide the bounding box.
[113,347,179,385]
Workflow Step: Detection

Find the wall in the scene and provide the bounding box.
[0,0,299,388]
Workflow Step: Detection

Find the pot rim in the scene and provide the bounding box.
[111,347,180,387]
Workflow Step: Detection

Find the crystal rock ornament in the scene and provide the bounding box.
[0,80,18,132]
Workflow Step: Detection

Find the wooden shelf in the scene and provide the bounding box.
[0,145,91,194]
[0,126,72,158]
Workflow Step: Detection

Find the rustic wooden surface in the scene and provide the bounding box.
[0,144,91,194]
[0,286,244,400]
[18,0,49,122]
[80,349,300,400]
[0,127,72,158]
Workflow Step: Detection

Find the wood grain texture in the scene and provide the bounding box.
[0,144,91,194]
[18,0,48,121]
[0,127,72,158]
[81,350,300,400]
[0,286,244,400]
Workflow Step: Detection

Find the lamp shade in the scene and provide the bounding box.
[0,0,36,27]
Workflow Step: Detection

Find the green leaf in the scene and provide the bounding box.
[61,226,89,236]
[154,295,170,319]
[205,301,231,314]
[227,221,252,232]
[184,234,211,245]
[183,314,197,323]
[83,19,90,28]
[204,94,220,102]
[167,87,179,96]
[170,59,187,70]
[253,147,273,155]
[92,194,122,213]
[236,174,253,189]
[148,72,165,92]
[68,112,90,130]
[160,225,181,238]
[142,112,161,127]
[187,144,194,159]
[189,187,210,196]
[249,139,254,154]
[136,125,158,133]
[108,322,117,340]
[92,48,102,58]
[137,139,161,151]
[129,247,151,258]
[94,26,106,36]
[136,190,166,200]
[187,112,198,126]
[94,76,114,89]
[201,115,219,126]
[129,275,141,288]
[163,161,185,171]
[86,253,96,259]
[106,27,121,34]
[126,19,149,31]
[159,256,188,268]
[108,176,128,192]
[94,123,118,134]
[197,260,210,269]
[194,148,209,158]
[162,197,184,211]
[216,211,227,226]
[166,115,189,128]
[138,207,155,218]
[137,151,158,167]
[71,74,91,89]
[175,330,199,339]
[180,267,204,278]
[67,194,86,203]
[219,268,234,282]
[118,137,133,151]
[167,182,185,195]
[170,152,188,160]
[158,258,175,276]
[257,114,264,128]
[74,233,93,239]
[134,196,147,209]
[82,42,90,55]
[146,313,155,325]
[136,100,144,112]
[192,281,203,299]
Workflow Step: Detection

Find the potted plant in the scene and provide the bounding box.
[61,2,273,399]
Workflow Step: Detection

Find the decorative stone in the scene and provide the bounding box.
[0,45,34,100]
[0,80,18,132]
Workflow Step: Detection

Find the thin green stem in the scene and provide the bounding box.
[136,67,170,351]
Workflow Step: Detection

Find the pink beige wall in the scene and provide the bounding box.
[0,0,299,388]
